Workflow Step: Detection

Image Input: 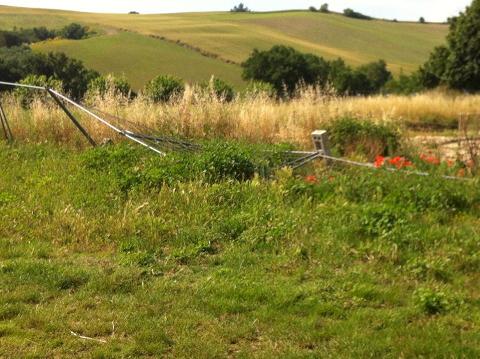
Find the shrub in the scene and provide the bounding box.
[414,288,459,315]
[244,81,276,98]
[242,46,329,96]
[309,6,317,12]
[60,23,87,40]
[87,74,132,98]
[201,77,235,102]
[419,17,426,23]
[243,46,390,96]
[196,142,255,182]
[326,117,401,159]
[143,75,185,103]
[14,74,62,106]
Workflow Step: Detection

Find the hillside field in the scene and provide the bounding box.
[0,5,448,89]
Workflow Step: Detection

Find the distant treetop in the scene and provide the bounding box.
[129,11,139,15]
[319,3,330,13]
[231,3,250,12]
[343,8,372,20]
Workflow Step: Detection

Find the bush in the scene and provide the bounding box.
[14,74,62,106]
[419,17,426,23]
[201,77,235,102]
[242,46,389,96]
[143,75,185,103]
[196,142,255,182]
[244,81,276,98]
[242,46,329,96]
[87,74,132,98]
[60,23,87,40]
[326,117,401,159]
[343,8,372,20]
[384,72,423,95]
[319,3,329,13]
[309,6,317,12]
[414,288,459,315]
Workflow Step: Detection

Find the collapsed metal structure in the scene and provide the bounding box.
[0,81,201,155]
[0,80,469,180]
[0,81,330,169]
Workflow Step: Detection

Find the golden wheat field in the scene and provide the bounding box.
[2,87,480,149]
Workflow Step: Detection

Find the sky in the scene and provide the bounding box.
[0,0,472,22]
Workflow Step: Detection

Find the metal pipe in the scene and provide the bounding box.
[49,89,166,156]
[0,81,46,91]
[47,89,96,147]
[0,100,13,142]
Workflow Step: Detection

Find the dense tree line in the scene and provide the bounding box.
[0,23,90,48]
[242,45,391,96]
[0,47,99,99]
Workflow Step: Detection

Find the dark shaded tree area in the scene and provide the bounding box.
[0,23,89,48]
[231,3,250,12]
[343,8,372,20]
[242,46,391,96]
[0,47,99,99]
[418,0,480,92]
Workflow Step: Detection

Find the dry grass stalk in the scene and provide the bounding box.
[2,86,480,149]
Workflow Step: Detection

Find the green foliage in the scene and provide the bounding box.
[60,23,88,40]
[357,60,392,93]
[0,27,56,48]
[87,74,133,98]
[244,80,276,98]
[443,0,480,91]
[201,77,235,102]
[231,3,250,12]
[81,141,260,192]
[319,3,330,13]
[384,71,423,95]
[143,75,185,103]
[242,46,391,96]
[326,117,401,159]
[196,142,255,182]
[242,46,326,95]
[0,47,99,99]
[343,8,372,20]
[414,288,460,315]
[418,0,480,92]
[1,142,480,356]
[14,74,62,106]
[309,6,317,12]
[419,17,426,24]
[418,46,450,89]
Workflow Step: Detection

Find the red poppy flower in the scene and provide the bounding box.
[305,175,317,184]
[374,155,385,168]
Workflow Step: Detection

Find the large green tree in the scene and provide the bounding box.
[420,0,480,92]
[444,0,480,91]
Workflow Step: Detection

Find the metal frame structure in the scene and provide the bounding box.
[0,81,185,155]
[0,81,471,181]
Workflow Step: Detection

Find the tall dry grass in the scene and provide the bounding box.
[2,86,480,149]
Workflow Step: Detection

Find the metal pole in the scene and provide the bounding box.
[0,100,13,142]
[46,89,97,147]
[49,89,166,156]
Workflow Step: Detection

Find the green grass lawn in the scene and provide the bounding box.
[0,141,479,357]
[0,5,448,88]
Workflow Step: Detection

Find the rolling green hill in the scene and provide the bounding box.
[0,5,448,89]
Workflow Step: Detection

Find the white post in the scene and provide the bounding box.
[311,130,331,157]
